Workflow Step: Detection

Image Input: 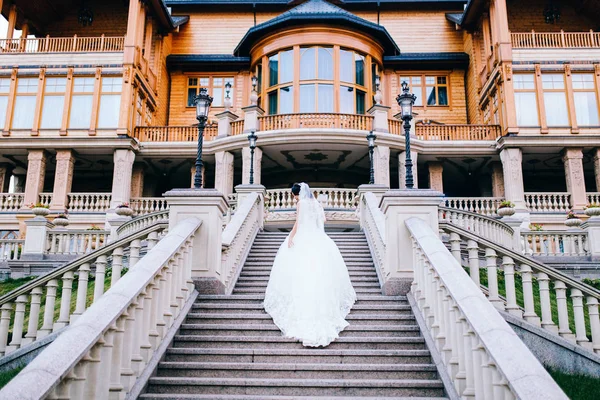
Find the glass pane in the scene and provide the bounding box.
[425,76,436,85]
[17,78,38,93]
[426,86,436,105]
[257,64,262,91]
[318,84,334,113]
[98,94,121,128]
[300,84,315,113]
[300,47,316,81]
[574,92,599,126]
[355,53,365,86]
[544,92,569,126]
[41,95,64,129]
[340,85,354,114]
[0,79,10,94]
[279,86,293,114]
[318,47,333,80]
[572,74,595,90]
[356,90,365,114]
[102,77,122,92]
[280,50,293,84]
[268,92,278,115]
[69,94,93,128]
[0,96,7,128]
[213,77,223,87]
[73,77,95,93]
[437,77,447,85]
[542,74,565,90]
[12,96,36,129]
[187,87,197,107]
[514,74,535,90]
[438,86,448,106]
[515,92,539,126]
[199,77,209,86]
[268,54,278,87]
[45,78,66,93]
[372,64,377,91]
[188,78,198,87]
[213,88,223,107]
[340,50,353,83]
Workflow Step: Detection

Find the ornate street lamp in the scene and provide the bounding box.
[193,88,213,189]
[366,130,377,185]
[248,131,258,185]
[396,81,417,189]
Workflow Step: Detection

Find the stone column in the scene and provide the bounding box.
[242,147,262,185]
[427,162,443,193]
[216,111,239,138]
[50,150,74,211]
[368,104,390,133]
[130,163,145,198]
[593,148,600,196]
[22,216,54,260]
[399,151,419,189]
[110,149,135,208]
[499,148,526,211]
[22,150,47,208]
[215,151,234,196]
[242,105,264,133]
[491,161,505,198]
[380,189,444,295]
[562,148,587,211]
[0,164,11,192]
[373,145,390,187]
[584,216,600,259]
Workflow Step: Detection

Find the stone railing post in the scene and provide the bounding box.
[22,215,54,260]
[242,104,264,133]
[216,110,239,138]
[357,184,388,228]
[583,216,600,259]
[163,188,228,294]
[502,217,524,252]
[107,214,132,242]
[235,184,266,230]
[368,104,390,133]
[379,189,443,294]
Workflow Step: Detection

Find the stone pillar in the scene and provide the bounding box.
[491,161,505,198]
[373,146,390,187]
[584,216,600,259]
[380,189,444,295]
[22,216,54,260]
[50,150,74,211]
[428,162,444,193]
[163,189,228,294]
[0,164,11,192]
[216,111,239,138]
[594,149,600,194]
[215,151,234,196]
[23,150,47,208]
[499,148,526,211]
[399,151,419,189]
[242,147,262,185]
[562,148,587,211]
[235,184,266,216]
[110,149,135,208]
[368,104,390,133]
[130,163,145,198]
[242,105,264,133]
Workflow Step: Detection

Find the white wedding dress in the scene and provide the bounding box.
[264,183,357,347]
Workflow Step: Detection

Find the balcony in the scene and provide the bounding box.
[389,120,502,141]
[511,30,600,63]
[259,113,374,131]
[132,124,219,143]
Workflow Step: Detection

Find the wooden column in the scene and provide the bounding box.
[491,0,512,62]
[564,65,579,134]
[89,67,102,135]
[31,68,45,136]
[534,65,548,133]
[60,68,74,136]
[6,5,16,40]
[143,17,153,69]
[2,69,17,136]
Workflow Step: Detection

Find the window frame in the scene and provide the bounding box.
[12,77,39,130]
[186,75,235,109]
[513,73,539,127]
[541,73,570,127]
[571,73,600,127]
[68,76,95,130]
[399,73,451,109]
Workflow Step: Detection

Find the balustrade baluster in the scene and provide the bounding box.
[570,289,591,348]
[82,343,103,398]
[587,297,600,355]
[119,304,137,392]
[54,271,75,331]
[22,287,43,345]
[485,248,503,310]
[7,294,28,353]
[111,247,124,286]
[461,319,476,399]
[520,265,541,326]
[92,255,107,302]
[0,303,12,356]
[148,276,162,348]
[449,232,461,264]
[73,263,91,320]
[535,273,557,333]
[502,257,522,317]
[554,281,576,342]
[129,239,141,267]
[95,328,116,397]
[467,240,480,286]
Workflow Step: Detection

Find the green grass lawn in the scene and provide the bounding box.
[0,366,23,389]
[547,368,600,400]
[0,277,36,296]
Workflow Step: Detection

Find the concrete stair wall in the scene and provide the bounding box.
[141,231,449,399]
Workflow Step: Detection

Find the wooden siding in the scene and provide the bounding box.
[507,0,596,33]
[44,0,128,37]
[463,31,483,124]
[154,34,172,126]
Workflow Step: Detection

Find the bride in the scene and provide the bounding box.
[264,183,357,347]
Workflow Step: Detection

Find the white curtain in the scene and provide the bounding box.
[515,92,539,126]
[97,94,121,128]
[574,92,599,126]
[318,84,334,113]
[300,84,315,113]
[12,96,36,129]
[544,92,569,126]
[0,96,8,129]
[41,95,65,129]
[340,86,353,114]
[300,48,316,81]
[69,94,93,129]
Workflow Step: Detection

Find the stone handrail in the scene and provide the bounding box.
[0,35,125,53]
[512,30,600,48]
[441,222,600,356]
[521,230,589,257]
[68,193,111,212]
[0,193,24,211]
[116,210,170,239]
[265,188,358,211]
[439,207,514,249]
[525,192,571,213]
[130,197,169,215]
[259,113,373,131]
[443,197,504,216]
[588,192,600,205]
[0,239,23,261]
[0,217,200,399]
[222,192,263,294]
[132,124,218,142]
[0,221,168,357]
[46,229,110,255]
[359,192,386,281]
[406,217,568,399]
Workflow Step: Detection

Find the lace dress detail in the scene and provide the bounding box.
[264,197,357,347]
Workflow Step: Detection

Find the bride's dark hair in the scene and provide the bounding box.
[291,183,301,196]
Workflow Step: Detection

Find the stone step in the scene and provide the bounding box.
[171,336,427,350]
[238,271,378,278]
[140,395,447,400]
[241,263,375,268]
[163,348,434,365]
[191,303,409,313]
[184,313,415,326]
[155,362,438,380]
[234,281,380,288]
[195,294,405,303]
[178,324,422,338]
[232,287,382,295]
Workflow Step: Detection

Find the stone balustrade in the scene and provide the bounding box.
[265,188,358,211]
[525,192,571,213]
[588,192,600,205]
[443,197,504,216]
[522,231,589,257]
[130,197,169,215]
[67,192,111,212]
[0,217,199,399]
[38,193,53,208]
[360,192,386,279]
[46,229,110,255]
[0,220,168,357]
[0,239,23,261]
[0,194,23,211]
[440,207,514,249]
[406,217,568,399]
[441,221,600,355]
[116,210,169,239]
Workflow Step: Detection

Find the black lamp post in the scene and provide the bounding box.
[366,130,377,184]
[193,88,213,189]
[248,131,258,185]
[396,81,417,189]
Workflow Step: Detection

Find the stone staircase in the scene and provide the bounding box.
[141,231,447,399]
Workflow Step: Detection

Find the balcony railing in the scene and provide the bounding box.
[443,197,504,216]
[588,192,600,205]
[525,192,571,213]
[230,120,244,136]
[132,124,218,142]
[511,30,600,49]
[417,124,501,141]
[68,193,111,213]
[265,188,358,211]
[259,113,373,131]
[130,197,168,215]
[0,35,125,53]
[0,194,24,211]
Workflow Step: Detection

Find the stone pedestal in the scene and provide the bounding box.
[242,105,264,133]
[130,163,145,198]
[216,110,239,138]
[357,184,389,201]
[50,150,74,211]
[593,149,600,196]
[242,146,262,185]
[368,104,390,133]
[235,184,266,230]
[380,189,443,295]
[500,148,527,215]
[399,151,419,189]
[373,146,390,187]
[584,217,600,259]
[491,161,505,198]
[106,215,132,242]
[110,149,135,209]
[22,217,54,260]
[503,217,525,252]
[163,189,228,294]
[428,162,444,192]
[22,150,47,209]
[562,148,587,211]
[215,151,235,196]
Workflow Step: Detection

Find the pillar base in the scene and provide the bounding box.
[382,278,412,296]
[193,278,226,295]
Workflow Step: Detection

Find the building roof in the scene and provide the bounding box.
[233,0,401,56]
